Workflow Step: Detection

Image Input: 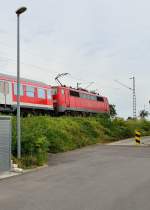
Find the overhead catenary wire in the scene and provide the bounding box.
[114,77,136,119]
[0,41,56,64]
[0,41,97,83]
[0,43,104,91]
[0,54,95,87]
[114,79,132,90]
[0,54,59,74]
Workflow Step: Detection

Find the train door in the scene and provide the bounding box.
[0,81,11,106]
[65,89,70,108]
[4,81,11,105]
[104,98,109,113]
[0,81,5,104]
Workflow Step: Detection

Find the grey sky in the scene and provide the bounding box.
[0,0,150,118]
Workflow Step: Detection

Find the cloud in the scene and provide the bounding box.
[0,0,149,118]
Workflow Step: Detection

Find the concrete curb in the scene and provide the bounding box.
[0,165,48,181]
[0,171,20,180]
[22,164,48,174]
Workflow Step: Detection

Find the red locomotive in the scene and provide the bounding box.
[52,86,110,115]
[0,73,110,115]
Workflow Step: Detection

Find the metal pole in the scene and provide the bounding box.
[132,76,136,119]
[17,14,21,159]
[16,6,27,159]
[114,77,137,118]
[77,82,81,89]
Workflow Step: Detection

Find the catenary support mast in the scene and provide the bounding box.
[114,77,136,119]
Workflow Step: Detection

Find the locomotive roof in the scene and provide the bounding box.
[53,85,102,97]
[0,73,48,86]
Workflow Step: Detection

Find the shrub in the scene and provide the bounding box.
[12,115,150,168]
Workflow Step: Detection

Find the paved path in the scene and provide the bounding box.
[0,143,150,210]
[108,136,150,146]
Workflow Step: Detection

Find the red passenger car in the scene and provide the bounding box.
[52,86,110,114]
[0,73,53,113]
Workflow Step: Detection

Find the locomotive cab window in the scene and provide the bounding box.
[52,88,57,95]
[26,86,35,97]
[38,88,45,99]
[61,89,65,95]
[14,83,24,96]
[70,90,80,97]
[97,96,104,102]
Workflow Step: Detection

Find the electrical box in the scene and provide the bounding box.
[0,116,11,172]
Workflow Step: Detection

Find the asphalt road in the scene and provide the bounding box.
[0,143,150,210]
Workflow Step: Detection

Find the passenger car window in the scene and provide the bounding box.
[26,86,35,97]
[38,88,45,99]
[14,83,24,96]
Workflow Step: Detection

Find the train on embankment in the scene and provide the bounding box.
[0,73,110,115]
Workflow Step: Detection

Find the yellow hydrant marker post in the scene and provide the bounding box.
[135,130,141,145]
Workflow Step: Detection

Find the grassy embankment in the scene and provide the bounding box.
[12,115,150,168]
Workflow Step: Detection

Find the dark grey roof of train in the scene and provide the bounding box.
[0,73,48,86]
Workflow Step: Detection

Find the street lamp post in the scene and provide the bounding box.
[15,7,27,159]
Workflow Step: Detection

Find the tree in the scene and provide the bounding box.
[127,116,132,120]
[139,110,149,119]
[109,104,117,118]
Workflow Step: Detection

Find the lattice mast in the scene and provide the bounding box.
[114,77,136,119]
